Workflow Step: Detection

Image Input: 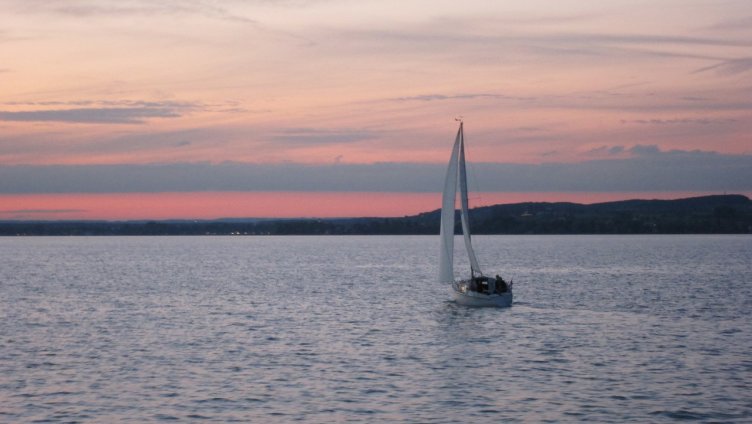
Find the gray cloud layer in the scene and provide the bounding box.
[1,148,750,193]
[0,100,211,124]
[11,0,256,24]
[0,107,182,124]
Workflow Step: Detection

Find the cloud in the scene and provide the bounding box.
[270,127,380,146]
[693,57,752,76]
[342,27,747,49]
[553,33,748,48]
[702,16,752,32]
[628,144,661,156]
[391,93,534,102]
[382,87,751,116]
[553,97,752,113]
[2,99,248,116]
[12,0,256,24]
[4,0,320,49]
[621,118,738,125]
[0,208,86,216]
[588,144,722,159]
[1,149,750,194]
[4,99,201,107]
[0,99,211,124]
[587,145,625,156]
[0,107,182,124]
[332,24,750,62]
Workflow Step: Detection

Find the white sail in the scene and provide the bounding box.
[458,125,482,276]
[438,126,461,283]
[442,121,514,307]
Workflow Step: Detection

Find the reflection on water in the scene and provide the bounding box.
[1,235,751,422]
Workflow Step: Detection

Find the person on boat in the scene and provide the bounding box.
[487,277,496,294]
[495,275,508,293]
[473,275,488,293]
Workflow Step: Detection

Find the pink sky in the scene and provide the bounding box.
[0,1,750,219]
[1,191,747,221]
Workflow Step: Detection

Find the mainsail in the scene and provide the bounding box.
[438,122,482,284]
[438,126,461,283]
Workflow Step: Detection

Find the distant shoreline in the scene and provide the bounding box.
[1,194,750,236]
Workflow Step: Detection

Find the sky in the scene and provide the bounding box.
[1,0,751,219]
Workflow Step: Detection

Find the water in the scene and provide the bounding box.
[1,235,751,423]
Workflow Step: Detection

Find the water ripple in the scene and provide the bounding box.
[1,235,751,422]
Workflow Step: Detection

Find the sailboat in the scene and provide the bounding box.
[439,120,513,307]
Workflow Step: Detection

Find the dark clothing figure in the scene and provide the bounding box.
[495,274,508,293]
[475,276,489,293]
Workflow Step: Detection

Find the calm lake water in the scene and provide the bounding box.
[1,235,751,423]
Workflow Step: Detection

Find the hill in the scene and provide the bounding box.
[1,194,750,236]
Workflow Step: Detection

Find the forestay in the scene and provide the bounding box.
[458,125,482,277]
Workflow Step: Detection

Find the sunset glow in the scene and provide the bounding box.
[1,191,746,221]
[1,0,750,219]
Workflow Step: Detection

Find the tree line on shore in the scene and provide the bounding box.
[2,194,750,236]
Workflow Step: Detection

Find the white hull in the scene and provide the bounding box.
[451,284,513,308]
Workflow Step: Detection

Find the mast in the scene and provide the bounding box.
[458,122,482,277]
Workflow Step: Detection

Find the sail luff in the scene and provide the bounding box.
[438,126,461,283]
[458,123,482,276]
